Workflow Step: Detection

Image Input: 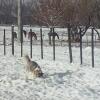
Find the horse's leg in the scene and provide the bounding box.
[56,34,59,39]
[33,33,37,40]
[35,35,37,40]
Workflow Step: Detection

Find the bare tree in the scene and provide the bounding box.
[0,0,17,24]
[32,0,64,27]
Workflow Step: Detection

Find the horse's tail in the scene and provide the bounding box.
[35,35,37,40]
[23,30,27,37]
[34,33,37,40]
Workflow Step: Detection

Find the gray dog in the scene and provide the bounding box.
[24,55,43,78]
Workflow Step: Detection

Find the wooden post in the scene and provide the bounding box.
[40,28,43,59]
[91,28,94,68]
[68,25,73,63]
[4,29,6,55]
[30,29,32,58]
[79,28,83,64]
[12,25,14,55]
[52,27,55,61]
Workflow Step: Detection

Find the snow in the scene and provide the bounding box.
[0,26,100,100]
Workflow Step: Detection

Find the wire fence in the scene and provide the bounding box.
[0,26,100,67]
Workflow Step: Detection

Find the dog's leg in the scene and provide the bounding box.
[32,71,36,78]
[25,69,29,82]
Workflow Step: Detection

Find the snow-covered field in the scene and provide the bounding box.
[0,26,100,100]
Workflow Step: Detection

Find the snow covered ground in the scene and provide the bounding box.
[0,26,100,100]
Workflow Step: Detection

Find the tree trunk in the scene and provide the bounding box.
[18,0,23,42]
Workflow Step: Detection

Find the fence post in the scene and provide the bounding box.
[40,28,43,59]
[79,28,83,64]
[30,29,32,58]
[21,27,23,57]
[11,25,14,55]
[68,24,73,63]
[52,27,55,61]
[4,29,6,55]
[91,28,94,68]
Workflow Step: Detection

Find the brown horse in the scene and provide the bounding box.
[23,29,37,40]
[48,32,59,39]
[28,31,37,40]
[48,30,59,45]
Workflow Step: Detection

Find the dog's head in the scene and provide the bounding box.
[34,68,43,77]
